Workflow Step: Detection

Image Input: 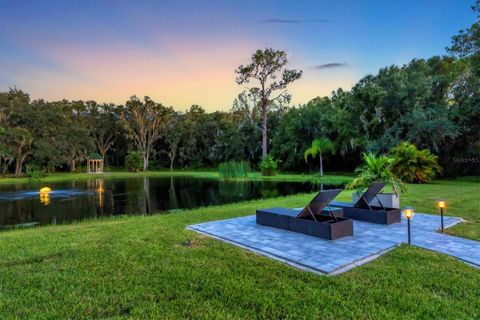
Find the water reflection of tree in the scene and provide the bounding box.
[178,179,195,209]
[0,178,328,227]
[143,176,151,214]
[0,199,35,226]
[218,180,252,202]
[169,176,179,210]
[257,181,279,199]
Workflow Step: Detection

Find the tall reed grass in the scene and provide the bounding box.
[218,161,250,180]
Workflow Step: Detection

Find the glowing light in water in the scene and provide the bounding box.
[39,187,51,206]
[40,187,52,193]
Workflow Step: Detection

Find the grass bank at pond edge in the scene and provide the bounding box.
[0,170,354,185]
[0,180,479,318]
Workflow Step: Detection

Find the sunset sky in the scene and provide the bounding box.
[0,0,474,111]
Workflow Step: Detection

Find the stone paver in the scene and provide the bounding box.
[188,211,480,274]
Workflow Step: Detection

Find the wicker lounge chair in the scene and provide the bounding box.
[256,189,353,240]
[329,182,401,224]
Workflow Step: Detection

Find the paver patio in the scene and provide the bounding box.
[188,211,480,274]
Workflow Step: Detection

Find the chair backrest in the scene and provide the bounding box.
[297,189,343,218]
[353,181,385,209]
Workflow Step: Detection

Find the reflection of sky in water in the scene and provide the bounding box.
[0,190,94,201]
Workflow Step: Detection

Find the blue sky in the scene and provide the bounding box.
[0,0,475,110]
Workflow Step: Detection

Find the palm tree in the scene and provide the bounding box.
[389,142,442,183]
[347,152,406,195]
[304,138,335,176]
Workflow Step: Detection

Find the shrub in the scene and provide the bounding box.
[74,165,86,173]
[26,164,46,180]
[125,151,143,172]
[347,152,406,194]
[259,155,278,176]
[218,161,250,180]
[389,142,442,183]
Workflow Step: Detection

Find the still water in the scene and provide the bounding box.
[0,176,340,228]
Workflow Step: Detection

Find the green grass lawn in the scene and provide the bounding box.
[399,180,480,240]
[0,178,479,319]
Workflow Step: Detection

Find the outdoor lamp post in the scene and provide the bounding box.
[437,199,446,232]
[402,206,414,245]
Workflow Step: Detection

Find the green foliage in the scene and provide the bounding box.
[236,48,302,158]
[304,138,335,176]
[88,152,103,160]
[125,151,143,172]
[120,96,172,171]
[87,102,121,166]
[269,51,477,175]
[218,161,250,180]
[74,165,87,174]
[390,142,442,183]
[25,164,45,180]
[259,155,278,176]
[447,0,479,58]
[347,152,406,194]
[304,138,334,161]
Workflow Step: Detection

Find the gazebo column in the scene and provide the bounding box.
[86,158,104,173]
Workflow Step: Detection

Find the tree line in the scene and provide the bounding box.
[0,2,478,176]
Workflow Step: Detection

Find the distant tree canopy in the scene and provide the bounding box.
[0,3,478,176]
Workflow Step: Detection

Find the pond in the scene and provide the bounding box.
[0,176,342,228]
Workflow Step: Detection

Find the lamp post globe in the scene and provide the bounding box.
[402,206,414,245]
[437,199,446,232]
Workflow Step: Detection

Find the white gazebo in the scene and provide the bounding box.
[87,153,104,174]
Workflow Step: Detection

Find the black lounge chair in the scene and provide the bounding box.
[256,189,353,240]
[329,182,401,224]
